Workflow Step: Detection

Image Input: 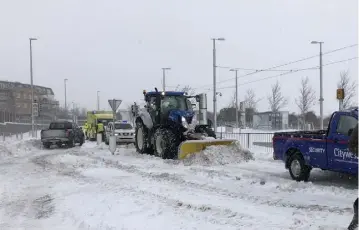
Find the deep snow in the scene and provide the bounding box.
[0,134,357,230]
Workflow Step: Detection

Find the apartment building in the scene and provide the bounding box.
[0,81,59,122]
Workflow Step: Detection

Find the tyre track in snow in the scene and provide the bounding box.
[29,150,262,229]
[97,156,353,214]
[36,147,353,215]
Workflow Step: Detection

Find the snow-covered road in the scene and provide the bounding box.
[0,137,357,230]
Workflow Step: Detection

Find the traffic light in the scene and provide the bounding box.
[337,88,345,100]
[39,103,43,112]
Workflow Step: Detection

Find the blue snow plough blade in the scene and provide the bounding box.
[177,139,236,159]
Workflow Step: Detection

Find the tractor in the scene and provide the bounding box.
[133,88,235,159]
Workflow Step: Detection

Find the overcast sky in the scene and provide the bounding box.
[0,0,357,116]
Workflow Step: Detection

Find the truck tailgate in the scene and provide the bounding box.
[41,130,68,140]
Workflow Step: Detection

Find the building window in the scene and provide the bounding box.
[16,93,21,99]
[24,103,27,108]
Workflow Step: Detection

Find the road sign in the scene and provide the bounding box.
[32,103,39,117]
[108,99,122,112]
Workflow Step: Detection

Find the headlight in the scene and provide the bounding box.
[181,116,189,129]
[115,133,119,136]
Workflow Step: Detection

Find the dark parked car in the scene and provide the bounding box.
[41,120,85,148]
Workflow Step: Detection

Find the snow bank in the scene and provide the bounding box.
[0,134,41,159]
[182,141,254,166]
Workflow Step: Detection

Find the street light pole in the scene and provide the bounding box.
[162,67,171,92]
[64,78,68,114]
[211,37,225,133]
[72,101,76,123]
[97,91,100,110]
[29,38,37,138]
[230,69,239,128]
[311,41,324,129]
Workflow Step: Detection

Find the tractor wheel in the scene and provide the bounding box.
[135,121,152,154]
[154,128,178,159]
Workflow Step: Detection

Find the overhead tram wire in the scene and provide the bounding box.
[211,43,358,86]
[216,66,313,72]
[203,56,358,91]
[192,43,358,90]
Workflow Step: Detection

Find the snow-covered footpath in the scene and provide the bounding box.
[0,135,357,230]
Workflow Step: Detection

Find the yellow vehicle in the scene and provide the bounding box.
[86,111,114,141]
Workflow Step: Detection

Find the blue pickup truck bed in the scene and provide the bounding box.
[272,108,358,181]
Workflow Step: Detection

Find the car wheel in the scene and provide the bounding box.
[68,139,75,148]
[288,153,311,181]
[43,143,51,149]
[79,136,84,146]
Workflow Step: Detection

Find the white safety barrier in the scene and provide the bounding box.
[96,133,102,145]
[109,136,116,155]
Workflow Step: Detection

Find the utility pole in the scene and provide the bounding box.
[72,102,76,123]
[29,38,37,138]
[162,67,171,92]
[97,91,100,110]
[311,41,324,129]
[64,78,68,115]
[211,37,225,133]
[230,69,239,128]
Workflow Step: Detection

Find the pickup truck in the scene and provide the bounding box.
[41,120,85,148]
[273,108,358,181]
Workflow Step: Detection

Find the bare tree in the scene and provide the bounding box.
[295,77,316,125]
[337,70,357,109]
[244,88,260,111]
[228,90,236,108]
[174,84,197,105]
[174,84,196,96]
[267,80,288,112]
